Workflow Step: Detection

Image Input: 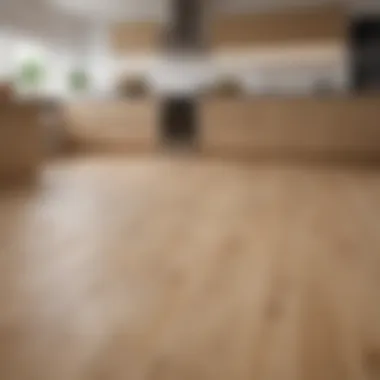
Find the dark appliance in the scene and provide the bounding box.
[160,97,198,147]
[164,0,204,51]
[351,16,380,91]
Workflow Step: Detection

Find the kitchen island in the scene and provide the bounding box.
[64,99,159,153]
[64,95,380,160]
[200,95,380,160]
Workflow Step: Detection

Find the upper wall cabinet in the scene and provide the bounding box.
[111,22,162,54]
[211,5,347,50]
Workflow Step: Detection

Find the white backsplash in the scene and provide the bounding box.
[111,43,349,96]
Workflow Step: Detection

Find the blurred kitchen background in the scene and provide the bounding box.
[1,0,380,183]
[0,0,379,99]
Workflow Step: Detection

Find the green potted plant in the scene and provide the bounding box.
[68,68,89,93]
[18,59,45,92]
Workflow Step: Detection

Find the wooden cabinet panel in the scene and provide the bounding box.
[111,22,162,54]
[201,97,380,157]
[65,101,158,151]
[0,104,42,181]
[211,6,347,50]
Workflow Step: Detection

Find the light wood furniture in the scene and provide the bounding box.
[1,155,380,380]
[111,21,162,54]
[201,96,380,158]
[0,102,42,182]
[211,5,347,50]
[0,83,14,103]
[64,100,158,152]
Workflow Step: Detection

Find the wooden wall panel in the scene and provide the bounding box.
[211,5,347,49]
[111,22,162,54]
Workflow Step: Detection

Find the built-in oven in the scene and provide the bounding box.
[350,16,380,92]
[160,97,198,148]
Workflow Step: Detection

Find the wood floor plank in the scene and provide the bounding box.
[0,156,379,380]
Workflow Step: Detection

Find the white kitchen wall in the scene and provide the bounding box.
[1,0,365,98]
[1,0,378,98]
[214,43,349,94]
[93,1,376,97]
[0,30,14,79]
[0,0,94,98]
[85,23,116,96]
[110,42,349,95]
[0,30,88,97]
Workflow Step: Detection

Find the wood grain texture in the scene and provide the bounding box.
[64,100,159,152]
[0,103,43,182]
[0,155,380,380]
[111,21,162,54]
[201,96,380,158]
[211,5,347,50]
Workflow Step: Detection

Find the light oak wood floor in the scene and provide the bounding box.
[1,156,380,380]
